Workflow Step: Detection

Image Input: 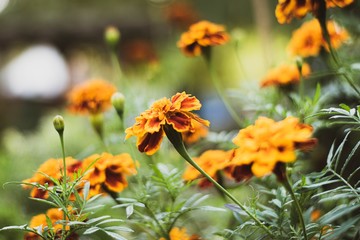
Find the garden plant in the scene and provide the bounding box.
[0,0,360,239]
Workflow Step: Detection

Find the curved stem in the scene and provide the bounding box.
[164,126,274,238]
[202,50,243,127]
[282,173,308,240]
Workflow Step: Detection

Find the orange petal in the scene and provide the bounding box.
[137,130,164,155]
[166,112,192,132]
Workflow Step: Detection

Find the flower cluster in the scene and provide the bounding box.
[24,208,75,240]
[229,116,316,179]
[260,63,311,87]
[22,157,81,199]
[177,20,230,57]
[288,19,349,57]
[22,153,137,199]
[67,79,117,115]
[125,92,209,155]
[275,0,354,24]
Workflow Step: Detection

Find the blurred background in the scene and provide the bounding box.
[0,0,346,239]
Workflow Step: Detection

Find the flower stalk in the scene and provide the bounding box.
[282,169,308,240]
[164,125,274,238]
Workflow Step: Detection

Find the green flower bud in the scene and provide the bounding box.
[53,115,65,134]
[104,26,120,48]
[111,92,125,119]
[90,113,104,140]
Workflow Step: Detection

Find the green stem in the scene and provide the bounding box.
[317,16,360,97]
[110,50,124,84]
[59,132,68,240]
[202,49,243,127]
[282,173,308,240]
[164,125,274,238]
[144,203,168,239]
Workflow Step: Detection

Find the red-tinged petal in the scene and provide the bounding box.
[104,170,127,193]
[166,112,192,132]
[137,130,164,155]
[145,117,165,133]
[185,112,210,127]
[171,92,202,111]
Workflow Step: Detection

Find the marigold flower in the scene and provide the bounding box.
[229,116,316,179]
[183,149,233,188]
[67,79,117,115]
[288,19,349,57]
[177,20,230,57]
[125,92,210,155]
[260,63,311,87]
[275,0,354,24]
[181,118,209,144]
[24,208,73,240]
[311,209,322,221]
[164,2,199,28]
[159,227,201,240]
[81,152,137,196]
[22,157,81,199]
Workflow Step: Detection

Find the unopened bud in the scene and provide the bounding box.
[53,115,65,134]
[105,26,120,48]
[111,92,125,118]
[90,113,104,140]
[295,57,303,72]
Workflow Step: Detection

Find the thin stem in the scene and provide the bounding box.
[202,50,243,127]
[144,203,168,239]
[110,50,124,85]
[59,132,68,240]
[164,126,274,238]
[282,173,308,240]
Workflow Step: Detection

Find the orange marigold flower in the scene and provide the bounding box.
[177,20,230,57]
[229,116,316,179]
[164,2,199,28]
[159,227,201,240]
[67,79,117,115]
[326,0,354,8]
[276,0,353,24]
[22,157,81,199]
[125,92,210,155]
[288,19,349,57]
[182,118,209,144]
[260,63,311,87]
[81,152,137,196]
[183,150,233,188]
[24,208,72,240]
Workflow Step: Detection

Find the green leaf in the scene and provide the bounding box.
[339,103,351,111]
[103,230,128,240]
[0,224,28,231]
[126,205,134,218]
[83,227,100,235]
[103,226,133,232]
[95,219,124,226]
[28,197,59,208]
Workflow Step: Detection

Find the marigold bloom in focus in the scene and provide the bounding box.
[22,157,81,199]
[177,20,230,57]
[159,227,201,240]
[183,149,233,188]
[275,0,354,24]
[67,79,117,115]
[288,19,349,57]
[24,208,71,240]
[81,152,137,197]
[260,63,311,87]
[182,118,209,144]
[125,92,209,155]
[229,116,316,180]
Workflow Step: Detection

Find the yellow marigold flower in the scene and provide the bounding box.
[67,79,117,115]
[159,227,201,240]
[177,20,230,57]
[260,63,311,87]
[24,208,73,240]
[183,150,233,188]
[276,0,353,24]
[81,152,137,196]
[125,92,210,155]
[230,116,316,179]
[288,19,349,57]
[22,157,81,199]
[182,118,209,144]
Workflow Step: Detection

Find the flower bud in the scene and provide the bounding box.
[53,115,65,134]
[111,92,125,119]
[90,113,104,140]
[104,26,120,48]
